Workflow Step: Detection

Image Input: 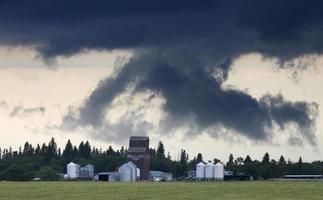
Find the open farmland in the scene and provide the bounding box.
[1,181,323,200]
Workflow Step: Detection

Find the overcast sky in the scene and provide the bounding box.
[1,0,323,162]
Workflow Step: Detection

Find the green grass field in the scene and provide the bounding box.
[1,181,323,200]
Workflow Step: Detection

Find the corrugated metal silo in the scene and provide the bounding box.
[85,164,95,178]
[67,162,80,179]
[127,161,137,182]
[214,163,224,180]
[119,163,132,182]
[196,162,205,180]
[205,162,214,180]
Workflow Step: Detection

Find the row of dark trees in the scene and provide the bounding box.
[1,138,323,181]
[225,153,323,179]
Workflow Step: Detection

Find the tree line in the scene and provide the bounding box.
[0,138,323,181]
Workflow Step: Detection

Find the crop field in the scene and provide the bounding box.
[0,181,323,200]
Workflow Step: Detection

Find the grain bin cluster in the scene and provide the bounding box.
[196,162,224,181]
[65,136,173,182]
[66,162,94,180]
[64,136,227,182]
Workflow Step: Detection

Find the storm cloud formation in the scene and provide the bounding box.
[1,0,322,144]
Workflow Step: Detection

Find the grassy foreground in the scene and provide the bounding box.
[0,181,323,200]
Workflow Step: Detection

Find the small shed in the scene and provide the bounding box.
[96,172,120,182]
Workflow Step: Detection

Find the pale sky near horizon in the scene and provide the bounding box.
[1,46,322,163]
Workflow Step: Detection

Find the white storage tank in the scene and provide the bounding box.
[137,168,140,180]
[67,162,80,179]
[85,164,95,178]
[214,163,224,180]
[196,162,205,180]
[127,161,137,182]
[119,163,132,182]
[80,167,88,179]
[205,162,214,180]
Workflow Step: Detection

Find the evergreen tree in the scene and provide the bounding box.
[23,142,34,156]
[78,141,85,158]
[243,155,255,177]
[156,141,165,159]
[107,146,115,155]
[298,157,303,166]
[179,149,188,175]
[62,140,73,164]
[213,158,221,164]
[278,155,287,177]
[244,155,252,165]
[278,155,286,166]
[40,143,47,156]
[35,144,41,155]
[226,153,234,171]
[72,146,78,158]
[84,141,91,159]
[196,153,203,163]
[261,153,271,179]
[262,153,270,164]
[48,138,57,155]
[297,157,303,173]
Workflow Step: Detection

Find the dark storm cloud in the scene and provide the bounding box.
[260,94,318,145]
[69,51,318,143]
[1,0,322,59]
[1,0,322,143]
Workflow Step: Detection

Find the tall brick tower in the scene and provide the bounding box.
[127,136,150,180]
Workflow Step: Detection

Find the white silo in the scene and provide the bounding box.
[85,164,95,178]
[205,162,214,180]
[214,163,224,181]
[137,168,140,180]
[67,162,80,179]
[196,162,205,180]
[119,163,132,182]
[127,161,137,182]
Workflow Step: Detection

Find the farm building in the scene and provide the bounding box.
[95,172,120,182]
[127,136,150,180]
